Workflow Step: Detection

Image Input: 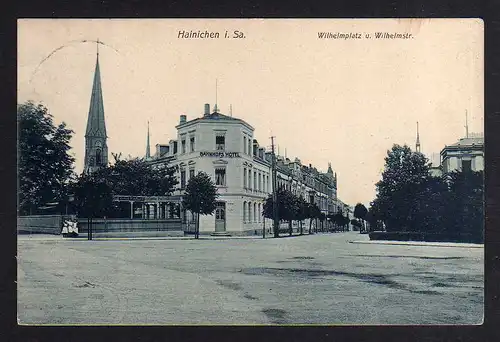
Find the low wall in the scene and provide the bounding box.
[369,231,483,244]
[18,215,65,235]
[77,218,183,234]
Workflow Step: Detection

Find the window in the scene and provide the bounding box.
[253,203,257,222]
[216,207,225,220]
[216,135,225,150]
[181,139,186,154]
[248,202,252,222]
[258,203,261,222]
[190,136,195,152]
[180,170,186,189]
[248,171,252,190]
[248,140,252,155]
[173,141,178,154]
[244,136,247,154]
[462,160,472,172]
[258,173,262,192]
[95,149,102,165]
[215,168,226,186]
[243,168,247,188]
[254,171,257,191]
[189,168,195,179]
[243,202,246,223]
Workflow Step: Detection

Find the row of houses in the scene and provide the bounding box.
[147,103,350,235]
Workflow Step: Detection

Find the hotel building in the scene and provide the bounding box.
[148,104,341,236]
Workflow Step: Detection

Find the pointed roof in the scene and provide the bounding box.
[327,162,333,174]
[145,121,151,159]
[415,121,421,151]
[85,54,107,138]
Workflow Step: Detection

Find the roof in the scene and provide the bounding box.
[176,110,254,130]
[85,55,107,137]
[203,112,240,121]
[448,137,484,147]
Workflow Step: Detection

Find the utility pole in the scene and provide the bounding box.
[271,136,279,238]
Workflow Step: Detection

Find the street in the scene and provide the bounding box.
[17,232,483,325]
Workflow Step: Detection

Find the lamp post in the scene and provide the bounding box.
[271,136,279,238]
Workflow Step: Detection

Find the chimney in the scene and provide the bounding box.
[204,103,210,116]
[180,115,187,124]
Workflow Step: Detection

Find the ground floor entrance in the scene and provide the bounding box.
[215,201,226,232]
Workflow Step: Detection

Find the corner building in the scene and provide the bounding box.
[149,104,338,236]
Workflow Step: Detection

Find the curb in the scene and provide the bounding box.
[349,240,484,248]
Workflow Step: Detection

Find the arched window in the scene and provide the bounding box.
[243,202,246,223]
[95,149,102,165]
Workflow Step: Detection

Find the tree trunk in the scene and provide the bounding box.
[274,221,279,238]
[87,217,90,240]
[300,221,303,235]
[196,212,200,239]
[309,218,312,234]
[289,220,293,236]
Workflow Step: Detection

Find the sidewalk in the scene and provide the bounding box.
[18,233,267,242]
[349,240,483,248]
[18,232,341,242]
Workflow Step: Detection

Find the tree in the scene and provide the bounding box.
[95,157,177,196]
[295,196,309,235]
[263,188,299,237]
[365,210,377,232]
[447,170,484,242]
[75,157,178,218]
[319,213,326,232]
[308,203,321,234]
[373,144,430,232]
[334,212,346,232]
[354,203,368,232]
[350,219,362,230]
[72,172,113,240]
[18,101,75,215]
[182,172,219,239]
[340,214,350,231]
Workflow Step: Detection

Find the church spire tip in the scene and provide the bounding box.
[416,121,421,152]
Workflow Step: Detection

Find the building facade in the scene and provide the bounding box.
[428,133,484,177]
[149,103,341,236]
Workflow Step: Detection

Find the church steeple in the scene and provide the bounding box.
[145,121,151,160]
[327,162,333,174]
[84,39,108,174]
[415,121,421,153]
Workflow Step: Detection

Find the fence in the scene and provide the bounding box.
[17,215,70,235]
[77,218,183,234]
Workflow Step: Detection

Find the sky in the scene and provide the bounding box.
[17,19,484,207]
